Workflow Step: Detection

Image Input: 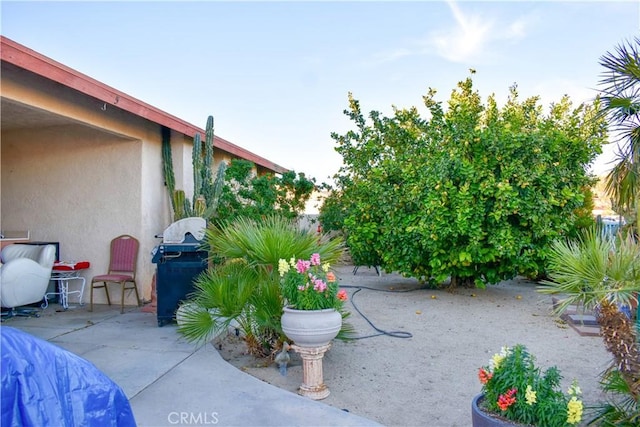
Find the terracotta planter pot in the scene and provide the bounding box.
[281,307,341,347]
[471,394,523,427]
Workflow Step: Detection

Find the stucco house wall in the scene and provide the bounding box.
[1,64,176,302]
[1,37,286,307]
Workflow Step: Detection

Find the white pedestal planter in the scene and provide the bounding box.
[281,307,342,400]
[291,343,332,399]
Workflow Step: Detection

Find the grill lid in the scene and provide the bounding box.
[162,217,206,243]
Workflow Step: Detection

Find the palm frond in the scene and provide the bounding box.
[587,368,640,427]
[599,36,640,95]
[597,37,640,228]
[250,277,284,334]
[178,262,258,344]
[176,304,225,345]
[538,227,640,311]
[205,214,344,269]
[538,228,612,311]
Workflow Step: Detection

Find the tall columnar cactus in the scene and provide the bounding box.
[172,190,187,220]
[192,133,203,200]
[201,116,215,197]
[161,127,178,216]
[161,116,226,222]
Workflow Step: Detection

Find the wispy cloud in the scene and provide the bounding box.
[370,1,531,66]
[430,0,494,62]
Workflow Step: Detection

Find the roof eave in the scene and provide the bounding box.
[0,36,288,175]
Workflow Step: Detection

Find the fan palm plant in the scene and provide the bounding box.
[538,227,640,425]
[598,37,640,236]
[177,215,346,357]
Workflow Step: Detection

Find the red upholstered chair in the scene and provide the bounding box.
[89,235,141,314]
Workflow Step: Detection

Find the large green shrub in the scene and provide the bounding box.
[328,72,607,288]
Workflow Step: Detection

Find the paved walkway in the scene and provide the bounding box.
[3,305,379,426]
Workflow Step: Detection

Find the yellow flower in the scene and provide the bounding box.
[278,259,290,277]
[289,257,296,267]
[567,380,582,396]
[491,354,503,369]
[322,262,330,272]
[490,346,510,370]
[525,385,537,405]
[566,397,583,425]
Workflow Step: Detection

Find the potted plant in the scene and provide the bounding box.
[473,344,583,427]
[278,253,349,347]
[177,215,346,357]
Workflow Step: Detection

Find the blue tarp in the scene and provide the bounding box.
[1,326,136,426]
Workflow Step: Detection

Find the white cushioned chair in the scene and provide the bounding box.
[0,244,56,318]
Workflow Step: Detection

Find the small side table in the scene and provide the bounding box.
[44,261,90,310]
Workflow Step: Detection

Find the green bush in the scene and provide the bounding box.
[328,72,606,288]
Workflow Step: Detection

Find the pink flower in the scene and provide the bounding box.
[313,279,327,292]
[310,253,321,266]
[337,289,348,301]
[296,259,310,274]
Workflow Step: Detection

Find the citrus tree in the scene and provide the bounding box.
[326,72,606,288]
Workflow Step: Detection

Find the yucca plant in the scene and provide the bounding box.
[177,215,347,357]
[538,227,640,424]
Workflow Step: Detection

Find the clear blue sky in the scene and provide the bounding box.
[2,1,638,183]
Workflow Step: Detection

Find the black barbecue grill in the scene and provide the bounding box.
[151,218,208,327]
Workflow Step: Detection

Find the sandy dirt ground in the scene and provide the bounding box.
[215,264,611,427]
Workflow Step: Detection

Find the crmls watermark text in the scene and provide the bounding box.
[167,412,219,425]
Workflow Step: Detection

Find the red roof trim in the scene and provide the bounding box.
[0,36,288,174]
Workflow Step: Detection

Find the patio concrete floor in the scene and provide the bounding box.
[2,303,379,427]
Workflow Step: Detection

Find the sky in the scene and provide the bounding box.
[2,1,639,185]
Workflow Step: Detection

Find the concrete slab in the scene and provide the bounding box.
[129,345,378,427]
[79,345,194,398]
[566,313,598,326]
[2,305,380,427]
[552,297,601,336]
[567,322,601,337]
[54,314,194,353]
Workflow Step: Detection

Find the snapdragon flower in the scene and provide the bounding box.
[566,396,583,424]
[278,259,290,277]
[525,385,537,405]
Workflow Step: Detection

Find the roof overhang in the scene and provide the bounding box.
[0,36,288,174]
